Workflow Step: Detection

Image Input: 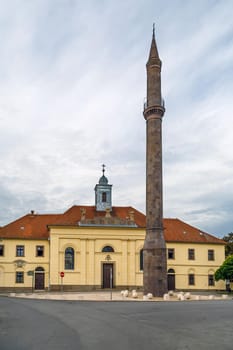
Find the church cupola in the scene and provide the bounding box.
[95,165,112,211]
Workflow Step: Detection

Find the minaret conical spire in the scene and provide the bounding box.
[147,23,161,66]
[144,25,164,111]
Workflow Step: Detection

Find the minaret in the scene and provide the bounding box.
[143,26,167,296]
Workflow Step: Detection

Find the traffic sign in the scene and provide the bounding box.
[60,271,64,278]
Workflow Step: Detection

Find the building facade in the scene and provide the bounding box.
[0,172,226,292]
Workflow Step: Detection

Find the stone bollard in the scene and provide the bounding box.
[143,295,149,301]
[184,292,191,300]
[163,293,170,301]
[147,293,153,299]
[123,290,129,297]
[132,291,138,298]
[168,290,174,296]
[177,293,185,301]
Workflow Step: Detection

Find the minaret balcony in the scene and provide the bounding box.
[143,99,165,120]
[143,97,165,111]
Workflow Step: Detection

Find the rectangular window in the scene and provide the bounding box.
[188,274,195,285]
[102,192,107,202]
[188,248,195,260]
[16,272,24,283]
[208,274,215,286]
[36,245,44,257]
[168,248,175,259]
[208,249,215,261]
[16,245,24,257]
[0,245,4,256]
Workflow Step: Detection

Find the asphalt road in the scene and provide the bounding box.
[0,297,233,350]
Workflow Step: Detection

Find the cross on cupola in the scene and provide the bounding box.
[94,165,112,211]
[102,164,106,176]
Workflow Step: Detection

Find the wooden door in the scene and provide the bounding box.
[167,273,175,291]
[103,263,114,288]
[35,269,45,290]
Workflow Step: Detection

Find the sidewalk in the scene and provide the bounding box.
[5,290,232,302]
[7,291,146,301]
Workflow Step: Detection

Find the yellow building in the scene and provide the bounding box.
[0,172,226,292]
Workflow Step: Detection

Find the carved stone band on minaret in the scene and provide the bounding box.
[143,105,165,120]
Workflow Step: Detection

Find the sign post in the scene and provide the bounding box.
[110,266,113,300]
[60,271,64,292]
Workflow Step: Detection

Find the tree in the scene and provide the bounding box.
[215,255,233,282]
[222,232,233,257]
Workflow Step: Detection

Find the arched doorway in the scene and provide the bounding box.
[167,268,175,291]
[34,267,45,290]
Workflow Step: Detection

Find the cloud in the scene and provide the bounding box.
[0,0,232,237]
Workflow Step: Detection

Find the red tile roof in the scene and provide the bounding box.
[163,218,224,244]
[0,205,225,244]
[0,213,62,239]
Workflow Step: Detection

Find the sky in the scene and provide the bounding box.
[0,0,232,237]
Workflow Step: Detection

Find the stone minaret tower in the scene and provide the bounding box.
[143,26,167,296]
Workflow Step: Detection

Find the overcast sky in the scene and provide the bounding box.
[0,0,232,237]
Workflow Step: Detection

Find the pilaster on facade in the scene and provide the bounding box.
[121,240,128,286]
[87,239,95,286]
[128,240,136,286]
[80,240,87,285]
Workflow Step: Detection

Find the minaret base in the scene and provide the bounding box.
[143,229,167,297]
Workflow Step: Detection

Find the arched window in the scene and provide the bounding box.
[140,249,144,271]
[102,246,114,253]
[167,268,175,274]
[65,247,74,270]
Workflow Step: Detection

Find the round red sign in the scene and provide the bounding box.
[60,271,64,278]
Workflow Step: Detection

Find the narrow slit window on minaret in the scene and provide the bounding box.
[102,192,107,202]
